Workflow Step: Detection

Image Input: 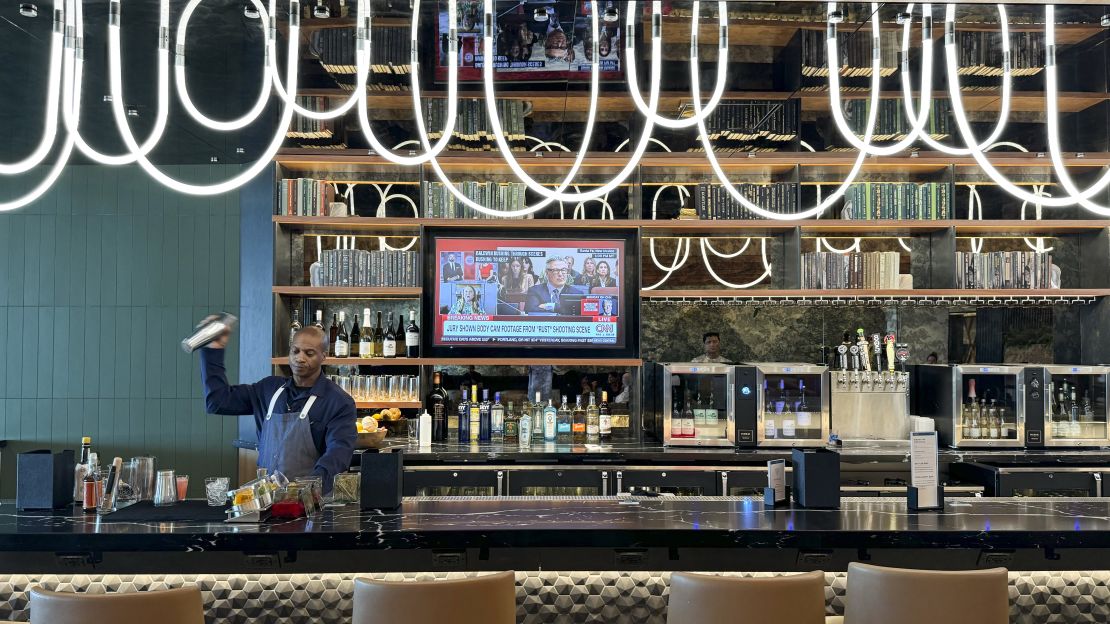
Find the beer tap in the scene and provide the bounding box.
[871,333,883,371]
[837,344,849,371]
[849,344,860,372]
[857,328,871,373]
[895,344,910,391]
[884,333,896,373]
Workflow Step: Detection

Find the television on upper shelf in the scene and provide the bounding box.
[435,1,624,82]
[421,226,640,359]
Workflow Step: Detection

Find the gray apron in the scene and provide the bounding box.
[259,386,319,480]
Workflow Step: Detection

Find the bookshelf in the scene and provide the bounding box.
[271,357,644,367]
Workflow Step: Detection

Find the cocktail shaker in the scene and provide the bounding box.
[181,313,237,353]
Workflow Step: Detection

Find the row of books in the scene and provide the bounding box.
[316,249,419,288]
[801,29,898,78]
[421,181,530,219]
[801,251,903,290]
[310,27,411,75]
[277,178,335,216]
[424,99,529,152]
[693,183,798,220]
[955,251,1056,290]
[286,97,334,140]
[957,31,1045,77]
[684,101,799,152]
[842,182,952,220]
[842,99,952,142]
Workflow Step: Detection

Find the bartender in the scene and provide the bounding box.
[691,332,730,363]
[198,321,355,492]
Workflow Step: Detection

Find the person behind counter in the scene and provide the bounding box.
[691,332,730,363]
[197,322,355,493]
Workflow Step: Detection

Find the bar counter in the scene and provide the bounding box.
[3,496,1110,574]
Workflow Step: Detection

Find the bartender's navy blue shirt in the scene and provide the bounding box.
[199,348,356,485]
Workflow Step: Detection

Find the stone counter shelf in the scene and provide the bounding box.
[2,497,1109,574]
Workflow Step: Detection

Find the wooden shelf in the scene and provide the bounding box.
[355,400,421,409]
[641,289,1110,304]
[273,286,420,297]
[272,357,643,367]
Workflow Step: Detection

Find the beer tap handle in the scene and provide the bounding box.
[837,344,848,371]
[871,333,883,370]
[849,345,860,371]
[884,333,896,373]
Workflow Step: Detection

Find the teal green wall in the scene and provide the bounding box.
[0,164,242,498]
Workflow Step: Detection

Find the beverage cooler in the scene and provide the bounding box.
[1028,365,1110,448]
[915,365,1026,448]
[644,363,735,447]
[734,364,829,448]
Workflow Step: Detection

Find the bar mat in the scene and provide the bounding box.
[102,500,229,522]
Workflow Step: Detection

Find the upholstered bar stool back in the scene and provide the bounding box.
[843,563,1009,624]
[667,571,828,624]
[29,586,204,624]
[353,571,516,624]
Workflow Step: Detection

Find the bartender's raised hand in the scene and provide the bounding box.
[198,314,232,349]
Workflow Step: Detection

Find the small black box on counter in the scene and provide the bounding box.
[16,449,75,510]
[359,449,403,511]
[791,448,840,509]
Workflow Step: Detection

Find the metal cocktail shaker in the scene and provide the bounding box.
[181,313,237,353]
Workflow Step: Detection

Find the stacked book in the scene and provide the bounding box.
[842,183,951,220]
[802,251,903,289]
[693,183,798,219]
[801,29,898,77]
[317,249,419,287]
[422,181,529,219]
[277,178,334,216]
[313,26,412,91]
[423,99,527,151]
[842,99,952,141]
[685,100,799,153]
[955,251,1056,289]
[286,97,333,140]
[957,31,1045,77]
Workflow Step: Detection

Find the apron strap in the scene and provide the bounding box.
[265,386,286,421]
[299,395,318,420]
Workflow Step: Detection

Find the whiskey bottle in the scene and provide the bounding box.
[556,396,572,444]
[599,391,612,442]
[572,395,586,444]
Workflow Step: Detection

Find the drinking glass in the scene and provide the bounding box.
[407,415,419,445]
[338,375,352,396]
[375,376,386,401]
[407,376,419,401]
[116,459,139,506]
[176,475,190,500]
[153,470,177,506]
[389,375,401,400]
[353,374,365,400]
[205,477,230,506]
[131,456,156,501]
[360,376,373,401]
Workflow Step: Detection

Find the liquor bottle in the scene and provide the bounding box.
[383,312,397,358]
[405,309,420,358]
[796,380,811,429]
[572,395,587,444]
[681,395,695,438]
[289,310,302,348]
[518,402,532,449]
[73,436,92,503]
[457,387,470,443]
[478,388,492,443]
[372,311,384,357]
[82,453,99,513]
[502,399,517,444]
[395,313,405,353]
[533,392,547,443]
[1070,388,1080,438]
[358,309,372,357]
[586,393,600,443]
[779,380,795,438]
[961,403,973,439]
[469,384,481,443]
[542,397,557,443]
[349,312,360,355]
[491,392,505,444]
[313,309,324,329]
[328,314,339,356]
[428,372,448,442]
[335,311,349,358]
[599,391,612,442]
[556,396,572,444]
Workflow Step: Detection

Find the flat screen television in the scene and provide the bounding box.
[435,1,624,82]
[421,226,640,359]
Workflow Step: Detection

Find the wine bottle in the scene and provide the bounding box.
[682,395,695,438]
[586,393,600,443]
[358,308,372,357]
[335,311,349,358]
[428,372,448,442]
[572,395,586,444]
[405,309,420,358]
[328,314,339,357]
[456,387,470,443]
[599,392,611,442]
[313,309,324,329]
[372,311,384,357]
[350,312,360,356]
[395,313,405,353]
[383,312,397,358]
[289,310,302,350]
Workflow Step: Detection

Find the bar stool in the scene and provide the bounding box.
[840,563,1009,624]
[667,571,828,624]
[352,571,516,624]
[29,586,204,624]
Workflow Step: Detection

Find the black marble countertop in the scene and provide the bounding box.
[2,497,1110,574]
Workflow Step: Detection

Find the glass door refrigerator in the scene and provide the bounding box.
[734,364,829,448]
[1031,365,1110,447]
[916,364,1026,448]
[644,363,735,447]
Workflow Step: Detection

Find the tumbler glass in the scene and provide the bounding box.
[175,475,190,500]
[407,415,419,445]
[338,375,352,396]
[360,376,373,401]
[153,470,177,506]
[205,477,230,506]
[407,376,419,401]
[375,376,386,401]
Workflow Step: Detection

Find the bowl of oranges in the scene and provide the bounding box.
[355,414,388,448]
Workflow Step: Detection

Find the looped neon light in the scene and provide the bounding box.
[0,0,64,175]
